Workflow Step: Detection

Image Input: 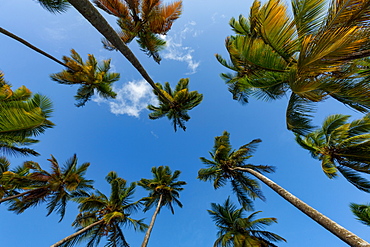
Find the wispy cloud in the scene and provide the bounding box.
[161,22,201,74]
[93,80,158,117]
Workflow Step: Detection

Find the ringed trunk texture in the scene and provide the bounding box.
[66,0,173,106]
[141,194,163,247]
[0,27,71,69]
[50,219,105,247]
[236,167,370,247]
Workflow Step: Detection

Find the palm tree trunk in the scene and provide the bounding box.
[50,219,105,247]
[66,0,173,106]
[235,167,370,247]
[0,27,72,70]
[0,189,33,204]
[141,194,163,247]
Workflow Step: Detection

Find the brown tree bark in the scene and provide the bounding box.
[141,194,163,247]
[50,219,105,247]
[235,167,370,247]
[66,0,173,106]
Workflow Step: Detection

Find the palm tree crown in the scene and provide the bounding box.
[50,49,120,107]
[138,165,186,213]
[216,0,370,134]
[198,131,275,210]
[4,154,93,221]
[209,197,286,247]
[295,114,370,192]
[148,78,203,131]
[94,0,182,63]
[55,171,146,247]
[138,166,186,247]
[0,72,54,156]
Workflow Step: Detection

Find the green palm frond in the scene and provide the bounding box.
[286,93,316,135]
[297,113,370,192]
[350,203,370,227]
[36,0,70,13]
[138,165,186,214]
[218,0,370,134]
[198,131,275,210]
[60,172,146,247]
[208,198,285,247]
[50,49,119,107]
[148,78,203,131]
[5,155,93,221]
[0,75,54,157]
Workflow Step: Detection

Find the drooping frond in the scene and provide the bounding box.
[50,49,119,107]
[148,78,203,131]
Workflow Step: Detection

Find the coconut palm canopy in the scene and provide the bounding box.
[2,0,370,246]
[216,0,370,135]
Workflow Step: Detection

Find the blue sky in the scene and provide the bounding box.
[1,0,369,246]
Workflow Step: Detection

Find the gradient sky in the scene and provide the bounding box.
[1,0,369,246]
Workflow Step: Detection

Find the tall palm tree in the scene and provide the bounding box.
[51,49,120,107]
[0,72,54,156]
[198,131,369,247]
[198,131,272,210]
[41,0,202,129]
[147,78,203,131]
[0,154,93,221]
[65,0,173,106]
[0,28,120,107]
[51,171,147,247]
[138,166,186,247]
[216,0,370,134]
[208,197,286,247]
[94,0,182,63]
[350,203,370,227]
[295,114,370,192]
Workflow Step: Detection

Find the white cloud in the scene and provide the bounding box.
[162,22,201,74]
[93,80,158,117]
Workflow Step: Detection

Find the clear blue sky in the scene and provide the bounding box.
[0,0,369,246]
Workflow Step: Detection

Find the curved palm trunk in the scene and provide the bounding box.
[0,27,72,70]
[141,194,163,247]
[66,0,173,106]
[235,167,370,247]
[50,219,105,247]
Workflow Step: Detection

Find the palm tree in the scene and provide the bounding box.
[0,154,93,221]
[51,49,120,107]
[138,166,186,247]
[65,0,173,105]
[198,131,272,210]
[198,131,370,247]
[216,0,370,135]
[295,114,370,192]
[51,171,147,247]
[0,28,120,107]
[94,0,182,63]
[147,78,203,131]
[350,203,370,227]
[0,72,54,156]
[208,197,286,247]
[42,0,202,129]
